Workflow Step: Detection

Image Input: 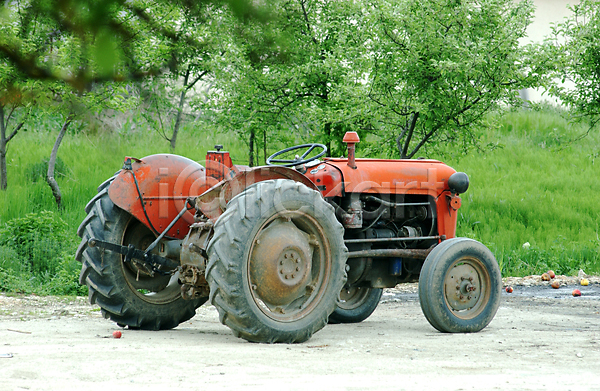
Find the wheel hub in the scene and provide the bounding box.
[445,263,481,311]
[250,218,314,307]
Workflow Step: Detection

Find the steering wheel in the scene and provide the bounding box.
[266,143,327,167]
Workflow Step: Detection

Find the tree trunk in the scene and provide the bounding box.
[47,115,73,209]
[324,122,332,157]
[249,127,255,167]
[398,112,419,159]
[0,106,7,191]
[263,130,267,166]
[0,105,24,191]
[171,67,191,151]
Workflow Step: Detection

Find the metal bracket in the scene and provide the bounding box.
[87,238,178,275]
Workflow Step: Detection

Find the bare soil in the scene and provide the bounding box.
[1,275,599,391]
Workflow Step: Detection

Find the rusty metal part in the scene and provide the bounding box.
[443,257,490,318]
[180,221,213,268]
[179,264,209,299]
[196,166,319,222]
[178,220,213,300]
[344,235,442,245]
[247,210,332,322]
[249,218,314,307]
[447,194,462,214]
[342,198,363,229]
[206,146,238,181]
[343,131,360,169]
[338,286,371,310]
[87,237,179,273]
[347,248,431,260]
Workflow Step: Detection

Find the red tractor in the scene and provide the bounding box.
[76,132,501,343]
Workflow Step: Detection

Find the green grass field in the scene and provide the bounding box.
[448,109,600,277]
[0,108,598,294]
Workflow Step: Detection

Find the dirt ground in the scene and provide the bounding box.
[1,276,599,391]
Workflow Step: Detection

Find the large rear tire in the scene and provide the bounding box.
[206,179,347,343]
[418,238,501,333]
[75,177,206,330]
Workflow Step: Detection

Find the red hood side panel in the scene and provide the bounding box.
[304,158,456,197]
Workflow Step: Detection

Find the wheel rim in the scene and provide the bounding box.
[338,286,372,310]
[120,219,181,304]
[443,256,491,319]
[248,211,332,322]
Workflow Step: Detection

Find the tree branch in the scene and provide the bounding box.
[401,112,419,158]
[185,70,209,91]
[6,121,25,144]
[300,0,319,45]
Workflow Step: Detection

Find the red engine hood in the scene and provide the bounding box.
[303,158,456,198]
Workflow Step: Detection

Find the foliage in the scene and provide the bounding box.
[547,0,600,132]
[135,3,218,150]
[27,155,69,182]
[207,0,372,163]
[206,0,548,161]
[0,0,270,90]
[0,1,139,194]
[0,210,86,295]
[366,0,545,158]
[452,107,600,277]
[0,211,68,274]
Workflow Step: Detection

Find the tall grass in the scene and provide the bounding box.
[0,118,248,293]
[0,120,248,230]
[447,108,600,276]
[0,107,598,295]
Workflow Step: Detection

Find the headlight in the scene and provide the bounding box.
[448,172,469,194]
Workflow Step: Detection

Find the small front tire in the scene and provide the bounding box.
[418,238,501,333]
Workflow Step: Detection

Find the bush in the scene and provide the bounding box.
[27,156,69,183]
[0,211,87,295]
[0,211,68,275]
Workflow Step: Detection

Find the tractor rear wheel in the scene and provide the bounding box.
[418,238,501,333]
[75,177,205,330]
[329,286,382,324]
[206,179,347,343]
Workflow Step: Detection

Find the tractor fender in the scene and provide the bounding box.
[197,166,320,221]
[108,154,217,239]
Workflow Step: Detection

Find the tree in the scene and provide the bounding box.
[0,0,270,91]
[209,0,373,164]
[366,0,543,158]
[0,1,136,201]
[548,0,600,132]
[0,85,29,190]
[135,4,215,150]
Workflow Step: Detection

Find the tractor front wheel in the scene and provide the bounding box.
[206,179,347,343]
[418,238,501,333]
